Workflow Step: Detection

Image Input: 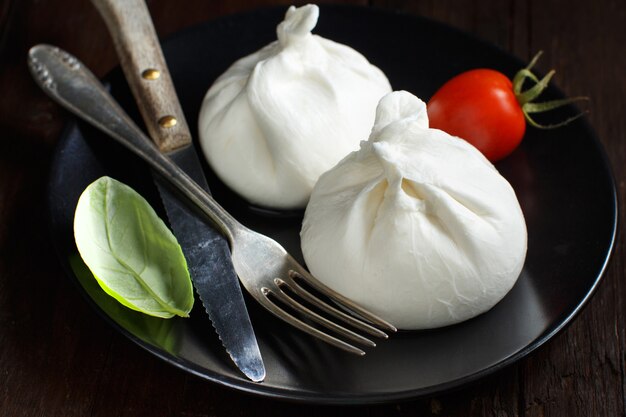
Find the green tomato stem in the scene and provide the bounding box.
[512,51,588,129]
[524,97,589,113]
[517,70,556,105]
[512,50,543,95]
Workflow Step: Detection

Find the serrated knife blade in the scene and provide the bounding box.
[91,0,265,382]
[157,147,265,382]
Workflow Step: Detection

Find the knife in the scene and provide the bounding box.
[90,0,265,382]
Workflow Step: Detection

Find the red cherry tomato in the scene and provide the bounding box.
[427,52,586,162]
[427,69,526,162]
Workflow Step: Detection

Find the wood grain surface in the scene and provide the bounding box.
[0,0,624,416]
[91,0,193,153]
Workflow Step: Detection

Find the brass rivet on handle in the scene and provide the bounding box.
[141,68,161,80]
[158,115,177,128]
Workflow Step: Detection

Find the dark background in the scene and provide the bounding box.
[1,0,624,416]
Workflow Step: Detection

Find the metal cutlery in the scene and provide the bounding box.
[28,44,397,356]
[90,0,264,382]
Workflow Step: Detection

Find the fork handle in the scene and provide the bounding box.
[28,44,240,241]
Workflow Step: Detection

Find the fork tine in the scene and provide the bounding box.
[289,270,398,333]
[278,276,389,339]
[258,289,366,356]
[270,283,377,348]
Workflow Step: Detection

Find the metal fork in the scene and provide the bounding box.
[29,44,397,355]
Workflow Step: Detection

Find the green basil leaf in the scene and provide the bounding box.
[73,176,194,318]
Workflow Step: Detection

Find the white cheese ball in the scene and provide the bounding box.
[198,4,392,209]
[300,91,527,330]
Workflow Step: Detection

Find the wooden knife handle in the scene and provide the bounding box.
[91,0,191,152]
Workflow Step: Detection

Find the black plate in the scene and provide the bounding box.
[47,5,617,404]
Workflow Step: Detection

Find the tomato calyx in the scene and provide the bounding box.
[512,51,588,129]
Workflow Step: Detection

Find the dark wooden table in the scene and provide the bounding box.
[1,0,624,415]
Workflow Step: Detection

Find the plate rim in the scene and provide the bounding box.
[46,4,619,404]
